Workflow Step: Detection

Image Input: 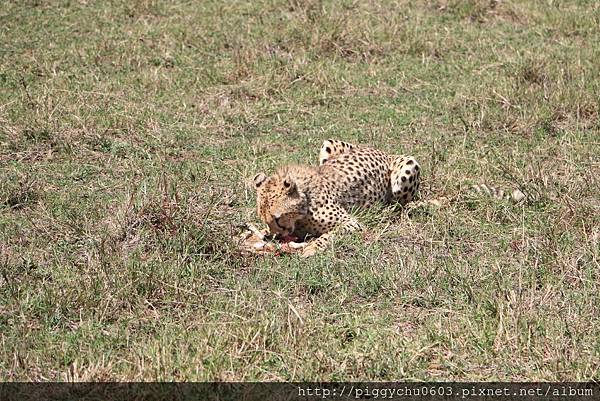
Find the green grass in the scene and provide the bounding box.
[1,0,599,381]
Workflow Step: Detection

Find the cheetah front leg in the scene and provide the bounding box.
[301,206,362,257]
[390,155,421,205]
[318,139,357,165]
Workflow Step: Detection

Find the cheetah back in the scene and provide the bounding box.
[319,147,392,209]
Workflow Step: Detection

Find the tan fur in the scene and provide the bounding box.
[254,140,420,255]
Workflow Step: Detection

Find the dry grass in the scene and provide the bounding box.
[0,0,599,381]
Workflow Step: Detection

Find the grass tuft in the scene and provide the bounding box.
[1,0,599,381]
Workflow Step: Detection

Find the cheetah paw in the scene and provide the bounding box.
[301,243,319,257]
[287,241,308,250]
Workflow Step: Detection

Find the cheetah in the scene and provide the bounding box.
[253,139,420,256]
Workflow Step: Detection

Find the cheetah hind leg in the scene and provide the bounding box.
[318,139,357,165]
[390,155,421,205]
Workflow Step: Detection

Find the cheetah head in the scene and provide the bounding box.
[253,170,308,237]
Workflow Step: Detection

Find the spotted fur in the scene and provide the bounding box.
[254,139,420,256]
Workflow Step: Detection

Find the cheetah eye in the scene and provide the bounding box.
[283,180,291,188]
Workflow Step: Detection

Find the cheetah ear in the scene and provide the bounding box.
[282,176,297,194]
[253,173,267,188]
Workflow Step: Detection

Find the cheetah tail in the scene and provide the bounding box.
[470,184,526,203]
[406,184,525,212]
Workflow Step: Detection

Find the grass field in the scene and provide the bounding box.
[1,0,599,381]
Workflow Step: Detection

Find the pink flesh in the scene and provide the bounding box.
[280,235,298,243]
